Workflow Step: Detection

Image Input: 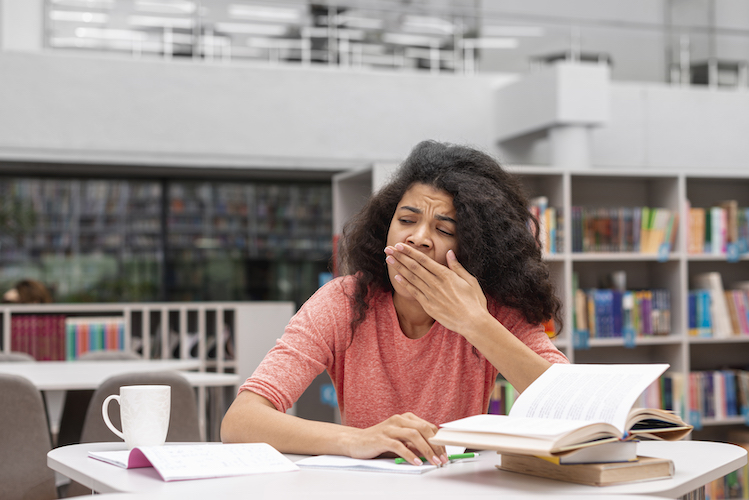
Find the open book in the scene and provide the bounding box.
[88,443,299,481]
[430,364,692,457]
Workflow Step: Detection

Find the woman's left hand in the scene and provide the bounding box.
[384,243,490,335]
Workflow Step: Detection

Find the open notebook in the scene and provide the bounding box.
[89,443,299,481]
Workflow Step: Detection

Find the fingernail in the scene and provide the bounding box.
[384,247,394,255]
[447,250,456,260]
[385,256,395,264]
[441,454,449,464]
[394,274,403,283]
[395,243,404,251]
[412,457,422,466]
[432,456,440,466]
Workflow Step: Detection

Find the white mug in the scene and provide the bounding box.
[102,385,171,449]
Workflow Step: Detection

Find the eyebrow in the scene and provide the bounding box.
[399,205,457,225]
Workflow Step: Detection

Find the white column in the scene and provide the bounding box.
[549,124,592,169]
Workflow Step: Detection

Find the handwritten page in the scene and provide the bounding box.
[508,363,669,434]
[89,443,299,481]
[296,455,438,474]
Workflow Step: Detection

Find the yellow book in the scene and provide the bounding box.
[498,454,674,486]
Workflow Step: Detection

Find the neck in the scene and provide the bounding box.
[392,293,435,339]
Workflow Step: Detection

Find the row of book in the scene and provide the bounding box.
[688,370,749,423]
[690,272,749,338]
[705,461,748,500]
[488,378,520,416]
[9,314,126,360]
[529,196,563,254]
[570,206,677,254]
[687,200,749,256]
[493,369,749,427]
[574,288,672,339]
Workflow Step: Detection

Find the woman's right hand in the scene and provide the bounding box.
[346,412,448,466]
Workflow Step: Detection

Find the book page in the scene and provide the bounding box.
[508,364,669,435]
[123,443,298,481]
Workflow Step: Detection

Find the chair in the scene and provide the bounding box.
[0,350,35,362]
[56,350,141,448]
[66,370,203,496]
[0,374,57,500]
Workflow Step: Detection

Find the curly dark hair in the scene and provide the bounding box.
[337,140,562,339]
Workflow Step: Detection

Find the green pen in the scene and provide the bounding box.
[394,452,480,464]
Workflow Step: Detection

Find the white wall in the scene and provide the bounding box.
[0,52,507,171]
[0,0,44,52]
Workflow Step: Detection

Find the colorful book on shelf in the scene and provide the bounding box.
[577,288,671,339]
[430,364,692,458]
[693,272,733,337]
[10,314,66,361]
[88,443,299,481]
[497,453,674,486]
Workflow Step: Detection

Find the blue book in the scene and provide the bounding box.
[594,289,614,338]
[688,291,698,336]
[697,290,712,337]
[611,290,623,337]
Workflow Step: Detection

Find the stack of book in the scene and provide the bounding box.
[687,200,749,256]
[570,206,677,254]
[65,316,126,360]
[432,364,692,486]
[690,273,749,337]
[574,287,672,338]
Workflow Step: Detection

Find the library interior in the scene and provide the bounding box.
[1,0,749,499]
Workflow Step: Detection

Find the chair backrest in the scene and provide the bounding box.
[78,350,141,361]
[0,351,35,362]
[0,374,57,500]
[79,370,202,444]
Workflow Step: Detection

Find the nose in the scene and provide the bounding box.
[406,224,432,250]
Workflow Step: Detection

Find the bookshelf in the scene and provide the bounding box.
[0,301,294,383]
[333,164,749,441]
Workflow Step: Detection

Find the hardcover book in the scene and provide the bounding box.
[430,364,692,458]
[498,453,674,486]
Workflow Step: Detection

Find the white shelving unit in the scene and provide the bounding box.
[333,163,749,440]
[0,301,294,385]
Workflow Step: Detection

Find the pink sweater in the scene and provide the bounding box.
[239,276,568,428]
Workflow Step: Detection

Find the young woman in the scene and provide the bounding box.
[221,140,568,466]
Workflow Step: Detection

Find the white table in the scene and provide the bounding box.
[48,441,748,499]
[0,360,240,441]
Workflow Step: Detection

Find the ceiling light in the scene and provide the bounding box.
[214,22,288,36]
[135,0,196,15]
[128,15,194,29]
[49,10,109,23]
[228,4,302,23]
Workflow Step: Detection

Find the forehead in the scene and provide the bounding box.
[397,184,455,212]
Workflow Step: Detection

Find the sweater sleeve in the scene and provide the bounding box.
[237,278,353,413]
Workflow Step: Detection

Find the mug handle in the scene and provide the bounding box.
[102,394,125,440]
